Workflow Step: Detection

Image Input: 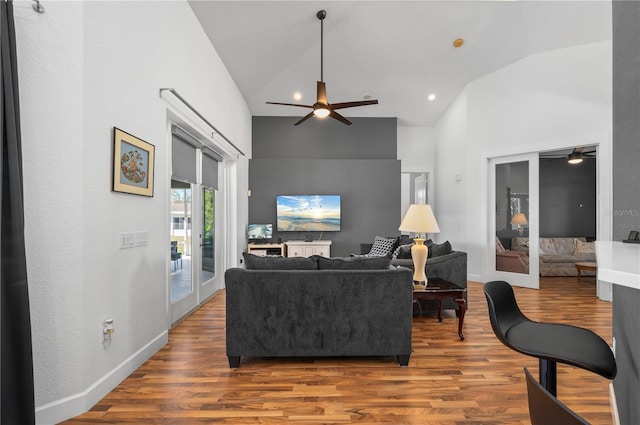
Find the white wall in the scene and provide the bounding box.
[435,40,612,282]
[16,1,251,423]
[397,126,436,170]
[398,126,437,220]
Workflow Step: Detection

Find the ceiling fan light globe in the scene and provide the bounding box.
[313,107,330,118]
[567,152,584,164]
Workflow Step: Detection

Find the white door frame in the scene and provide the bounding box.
[480,133,612,295]
[401,166,435,217]
[162,93,240,326]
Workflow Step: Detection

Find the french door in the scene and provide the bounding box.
[487,154,539,289]
[170,127,223,324]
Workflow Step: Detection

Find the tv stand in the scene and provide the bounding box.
[286,240,331,258]
[247,243,286,257]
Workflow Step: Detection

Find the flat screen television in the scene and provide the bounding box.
[247,224,273,241]
[276,195,341,232]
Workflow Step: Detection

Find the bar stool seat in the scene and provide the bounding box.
[484,280,616,396]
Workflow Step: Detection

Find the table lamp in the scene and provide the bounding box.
[399,204,440,287]
[511,213,528,236]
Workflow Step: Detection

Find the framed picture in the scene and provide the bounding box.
[112,127,155,197]
[628,231,639,241]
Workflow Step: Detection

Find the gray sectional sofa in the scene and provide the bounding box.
[225,255,414,368]
[359,236,468,311]
[392,250,468,311]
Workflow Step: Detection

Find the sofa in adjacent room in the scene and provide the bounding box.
[225,254,414,368]
[510,236,596,277]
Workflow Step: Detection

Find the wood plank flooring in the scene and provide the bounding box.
[62,276,614,424]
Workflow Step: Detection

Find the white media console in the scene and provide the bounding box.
[286,240,331,258]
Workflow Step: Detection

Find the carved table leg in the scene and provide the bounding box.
[455,298,466,341]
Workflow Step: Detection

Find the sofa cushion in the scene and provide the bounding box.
[510,237,529,252]
[429,241,452,258]
[243,253,318,270]
[539,254,578,264]
[577,253,597,262]
[392,243,414,260]
[575,239,595,254]
[316,256,391,270]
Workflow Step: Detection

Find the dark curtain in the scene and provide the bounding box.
[1,1,36,423]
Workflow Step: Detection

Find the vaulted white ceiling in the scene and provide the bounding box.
[189,1,611,127]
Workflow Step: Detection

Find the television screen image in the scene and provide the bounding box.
[248,224,273,240]
[277,195,341,232]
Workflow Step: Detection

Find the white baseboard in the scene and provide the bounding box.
[610,383,620,425]
[35,331,168,425]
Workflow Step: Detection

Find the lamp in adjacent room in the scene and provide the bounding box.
[399,204,440,287]
[511,213,528,236]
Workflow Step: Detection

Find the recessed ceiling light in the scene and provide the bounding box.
[453,38,464,48]
[293,92,302,101]
[428,94,436,101]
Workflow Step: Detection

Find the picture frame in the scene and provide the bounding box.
[628,231,639,241]
[112,127,155,197]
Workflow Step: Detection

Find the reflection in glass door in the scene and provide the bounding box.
[171,180,193,303]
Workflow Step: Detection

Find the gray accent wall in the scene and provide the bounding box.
[539,158,596,238]
[612,2,640,424]
[250,116,400,257]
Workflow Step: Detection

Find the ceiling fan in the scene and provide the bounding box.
[266,10,378,126]
[540,147,596,164]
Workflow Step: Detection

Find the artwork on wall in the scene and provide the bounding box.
[112,127,155,197]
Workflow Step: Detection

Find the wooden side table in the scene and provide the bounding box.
[575,262,597,280]
[413,278,467,341]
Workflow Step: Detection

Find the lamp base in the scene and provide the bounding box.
[410,238,429,284]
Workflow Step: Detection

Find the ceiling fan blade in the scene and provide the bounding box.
[294,111,315,126]
[329,110,352,125]
[266,101,313,109]
[331,99,379,110]
[317,81,327,104]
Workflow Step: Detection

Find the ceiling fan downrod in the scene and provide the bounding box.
[317,10,326,82]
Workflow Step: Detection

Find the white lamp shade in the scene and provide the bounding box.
[511,213,528,226]
[399,204,440,234]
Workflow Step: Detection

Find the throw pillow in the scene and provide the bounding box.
[367,236,397,257]
[428,241,452,258]
[575,239,595,254]
[316,256,391,270]
[243,252,318,270]
[495,236,506,253]
[392,243,414,260]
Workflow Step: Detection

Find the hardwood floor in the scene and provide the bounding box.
[62,276,613,424]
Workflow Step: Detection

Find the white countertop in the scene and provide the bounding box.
[595,241,640,290]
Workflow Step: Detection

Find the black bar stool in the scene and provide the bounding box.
[524,367,588,425]
[483,280,616,396]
